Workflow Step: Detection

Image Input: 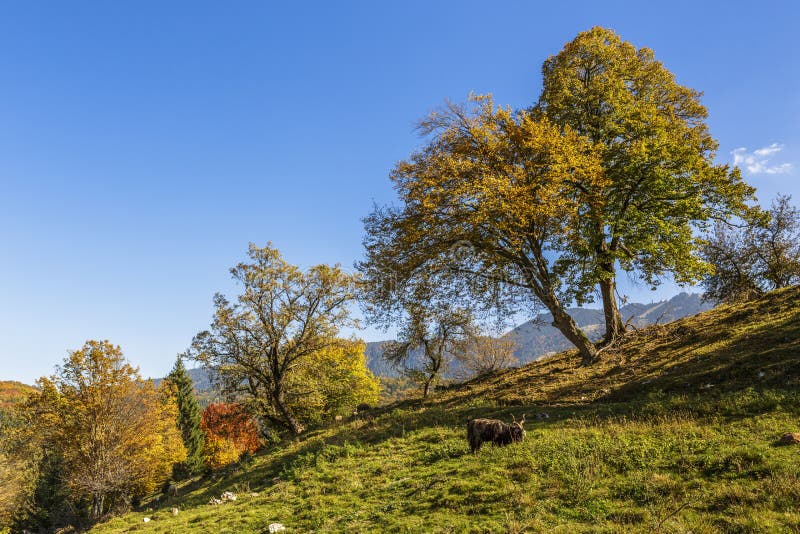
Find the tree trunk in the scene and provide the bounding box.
[522,265,599,365]
[599,262,625,345]
[423,375,433,397]
[275,390,304,435]
[549,304,598,365]
[91,492,104,521]
[422,351,442,398]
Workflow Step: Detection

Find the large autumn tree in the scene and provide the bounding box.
[360,96,608,364]
[18,341,185,523]
[537,27,756,342]
[192,243,374,435]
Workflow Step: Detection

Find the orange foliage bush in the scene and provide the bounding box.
[200,403,260,468]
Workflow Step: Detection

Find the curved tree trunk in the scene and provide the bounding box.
[522,264,599,365]
[549,304,598,365]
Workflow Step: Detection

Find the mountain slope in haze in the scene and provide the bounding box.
[153,367,213,392]
[505,291,714,363]
[152,368,221,407]
[92,286,800,533]
[366,292,714,375]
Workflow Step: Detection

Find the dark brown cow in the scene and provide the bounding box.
[467,415,525,453]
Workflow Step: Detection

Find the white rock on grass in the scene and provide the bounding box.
[210,491,238,505]
[268,523,286,533]
[143,517,151,523]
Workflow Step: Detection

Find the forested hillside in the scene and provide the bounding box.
[0,381,36,411]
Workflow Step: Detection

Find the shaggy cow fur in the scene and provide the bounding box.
[467,416,525,453]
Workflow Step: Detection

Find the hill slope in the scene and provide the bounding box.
[504,291,713,362]
[0,380,36,411]
[93,287,800,533]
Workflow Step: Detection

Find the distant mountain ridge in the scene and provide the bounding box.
[365,292,713,376]
[503,292,713,363]
[153,367,214,394]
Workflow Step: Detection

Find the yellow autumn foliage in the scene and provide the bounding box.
[20,340,186,519]
[202,434,242,471]
[287,339,380,424]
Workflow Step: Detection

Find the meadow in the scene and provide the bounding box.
[92,286,800,533]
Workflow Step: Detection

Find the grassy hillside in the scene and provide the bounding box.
[93,287,800,533]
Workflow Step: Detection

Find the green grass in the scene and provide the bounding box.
[92,287,800,533]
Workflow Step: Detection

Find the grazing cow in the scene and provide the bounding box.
[467,415,525,453]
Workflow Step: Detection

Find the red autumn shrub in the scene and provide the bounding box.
[200,403,260,468]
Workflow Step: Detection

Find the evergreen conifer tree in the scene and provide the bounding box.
[167,354,206,475]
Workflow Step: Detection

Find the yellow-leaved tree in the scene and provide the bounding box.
[360,95,609,364]
[19,340,185,523]
[288,340,380,423]
[0,408,36,529]
[192,244,377,435]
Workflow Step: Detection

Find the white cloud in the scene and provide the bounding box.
[732,144,793,175]
[753,143,783,157]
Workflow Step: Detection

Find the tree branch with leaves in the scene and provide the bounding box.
[191,243,366,435]
[359,95,608,364]
[537,26,756,343]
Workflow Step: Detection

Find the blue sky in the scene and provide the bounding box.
[1,1,798,383]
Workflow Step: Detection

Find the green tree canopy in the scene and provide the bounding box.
[538,26,756,341]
